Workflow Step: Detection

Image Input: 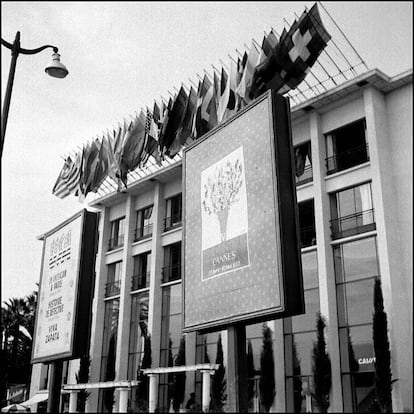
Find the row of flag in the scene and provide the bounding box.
[53,3,331,200]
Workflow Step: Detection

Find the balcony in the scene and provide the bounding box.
[300,225,316,248]
[326,144,369,175]
[164,213,182,231]
[330,209,376,240]
[131,272,150,290]
[161,263,181,283]
[105,280,121,297]
[134,224,153,242]
[108,235,124,251]
[296,165,313,186]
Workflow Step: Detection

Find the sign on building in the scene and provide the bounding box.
[183,91,304,332]
[32,209,97,363]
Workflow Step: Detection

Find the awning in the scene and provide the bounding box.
[20,393,48,407]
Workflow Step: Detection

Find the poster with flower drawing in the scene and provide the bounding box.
[201,146,250,280]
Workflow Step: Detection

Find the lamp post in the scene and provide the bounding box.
[1,31,69,157]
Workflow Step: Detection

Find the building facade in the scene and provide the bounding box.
[29,68,412,412]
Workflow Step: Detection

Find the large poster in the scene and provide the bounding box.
[201,146,250,280]
[183,91,304,332]
[32,210,97,362]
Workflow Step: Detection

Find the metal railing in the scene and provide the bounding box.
[330,209,376,239]
[300,225,316,248]
[161,263,181,283]
[134,224,153,242]
[105,280,121,297]
[296,165,313,186]
[326,144,369,175]
[164,212,182,231]
[131,272,150,290]
[108,235,124,251]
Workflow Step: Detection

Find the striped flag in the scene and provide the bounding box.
[236,41,260,108]
[52,149,83,199]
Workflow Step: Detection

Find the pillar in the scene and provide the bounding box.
[117,388,129,413]
[68,390,78,413]
[201,370,212,412]
[148,374,158,413]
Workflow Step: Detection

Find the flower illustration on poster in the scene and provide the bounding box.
[201,146,250,280]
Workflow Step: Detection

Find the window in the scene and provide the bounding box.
[108,217,125,250]
[127,294,149,411]
[325,119,369,174]
[131,252,151,290]
[135,206,153,241]
[298,200,316,248]
[99,299,120,412]
[162,242,181,283]
[284,250,319,412]
[334,237,380,412]
[164,194,182,231]
[158,284,183,412]
[106,261,122,297]
[330,182,375,239]
[294,141,312,185]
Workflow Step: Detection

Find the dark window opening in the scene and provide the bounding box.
[135,206,153,241]
[162,242,181,283]
[298,200,316,248]
[164,194,182,231]
[108,217,125,250]
[325,119,369,175]
[131,252,151,290]
[294,141,313,186]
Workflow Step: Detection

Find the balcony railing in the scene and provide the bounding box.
[296,165,313,186]
[161,263,181,283]
[164,212,182,231]
[108,235,124,251]
[105,280,121,297]
[300,225,316,248]
[131,272,150,290]
[326,144,369,175]
[134,224,153,242]
[330,209,376,240]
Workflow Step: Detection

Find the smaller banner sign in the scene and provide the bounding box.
[32,209,97,363]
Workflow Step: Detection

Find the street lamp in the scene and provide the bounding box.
[1,31,69,157]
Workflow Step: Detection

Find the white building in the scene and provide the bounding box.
[29,67,412,413]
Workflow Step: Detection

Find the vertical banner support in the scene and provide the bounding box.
[47,360,63,413]
[226,325,248,412]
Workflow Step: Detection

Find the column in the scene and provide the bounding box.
[201,370,212,412]
[68,390,78,413]
[87,207,111,412]
[114,195,135,411]
[310,111,343,412]
[148,374,158,413]
[148,183,165,368]
[364,87,410,412]
[117,388,129,413]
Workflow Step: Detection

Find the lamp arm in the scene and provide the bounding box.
[1,38,58,54]
[1,38,14,50]
[19,45,59,55]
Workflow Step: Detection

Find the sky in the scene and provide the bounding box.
[1,1,412,302]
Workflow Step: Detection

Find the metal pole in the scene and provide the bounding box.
[47,360,63,413]
[201,370,212,412]
[226,325,248,412]
[1,31,20,157]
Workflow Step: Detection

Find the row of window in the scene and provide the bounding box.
[298,181,375,248]
[108,194,182,251]
[105,242,181,297]
[99,236,380,412]
[295,118,369,186]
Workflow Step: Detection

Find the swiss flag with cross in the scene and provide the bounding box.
[250,3,331,98]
